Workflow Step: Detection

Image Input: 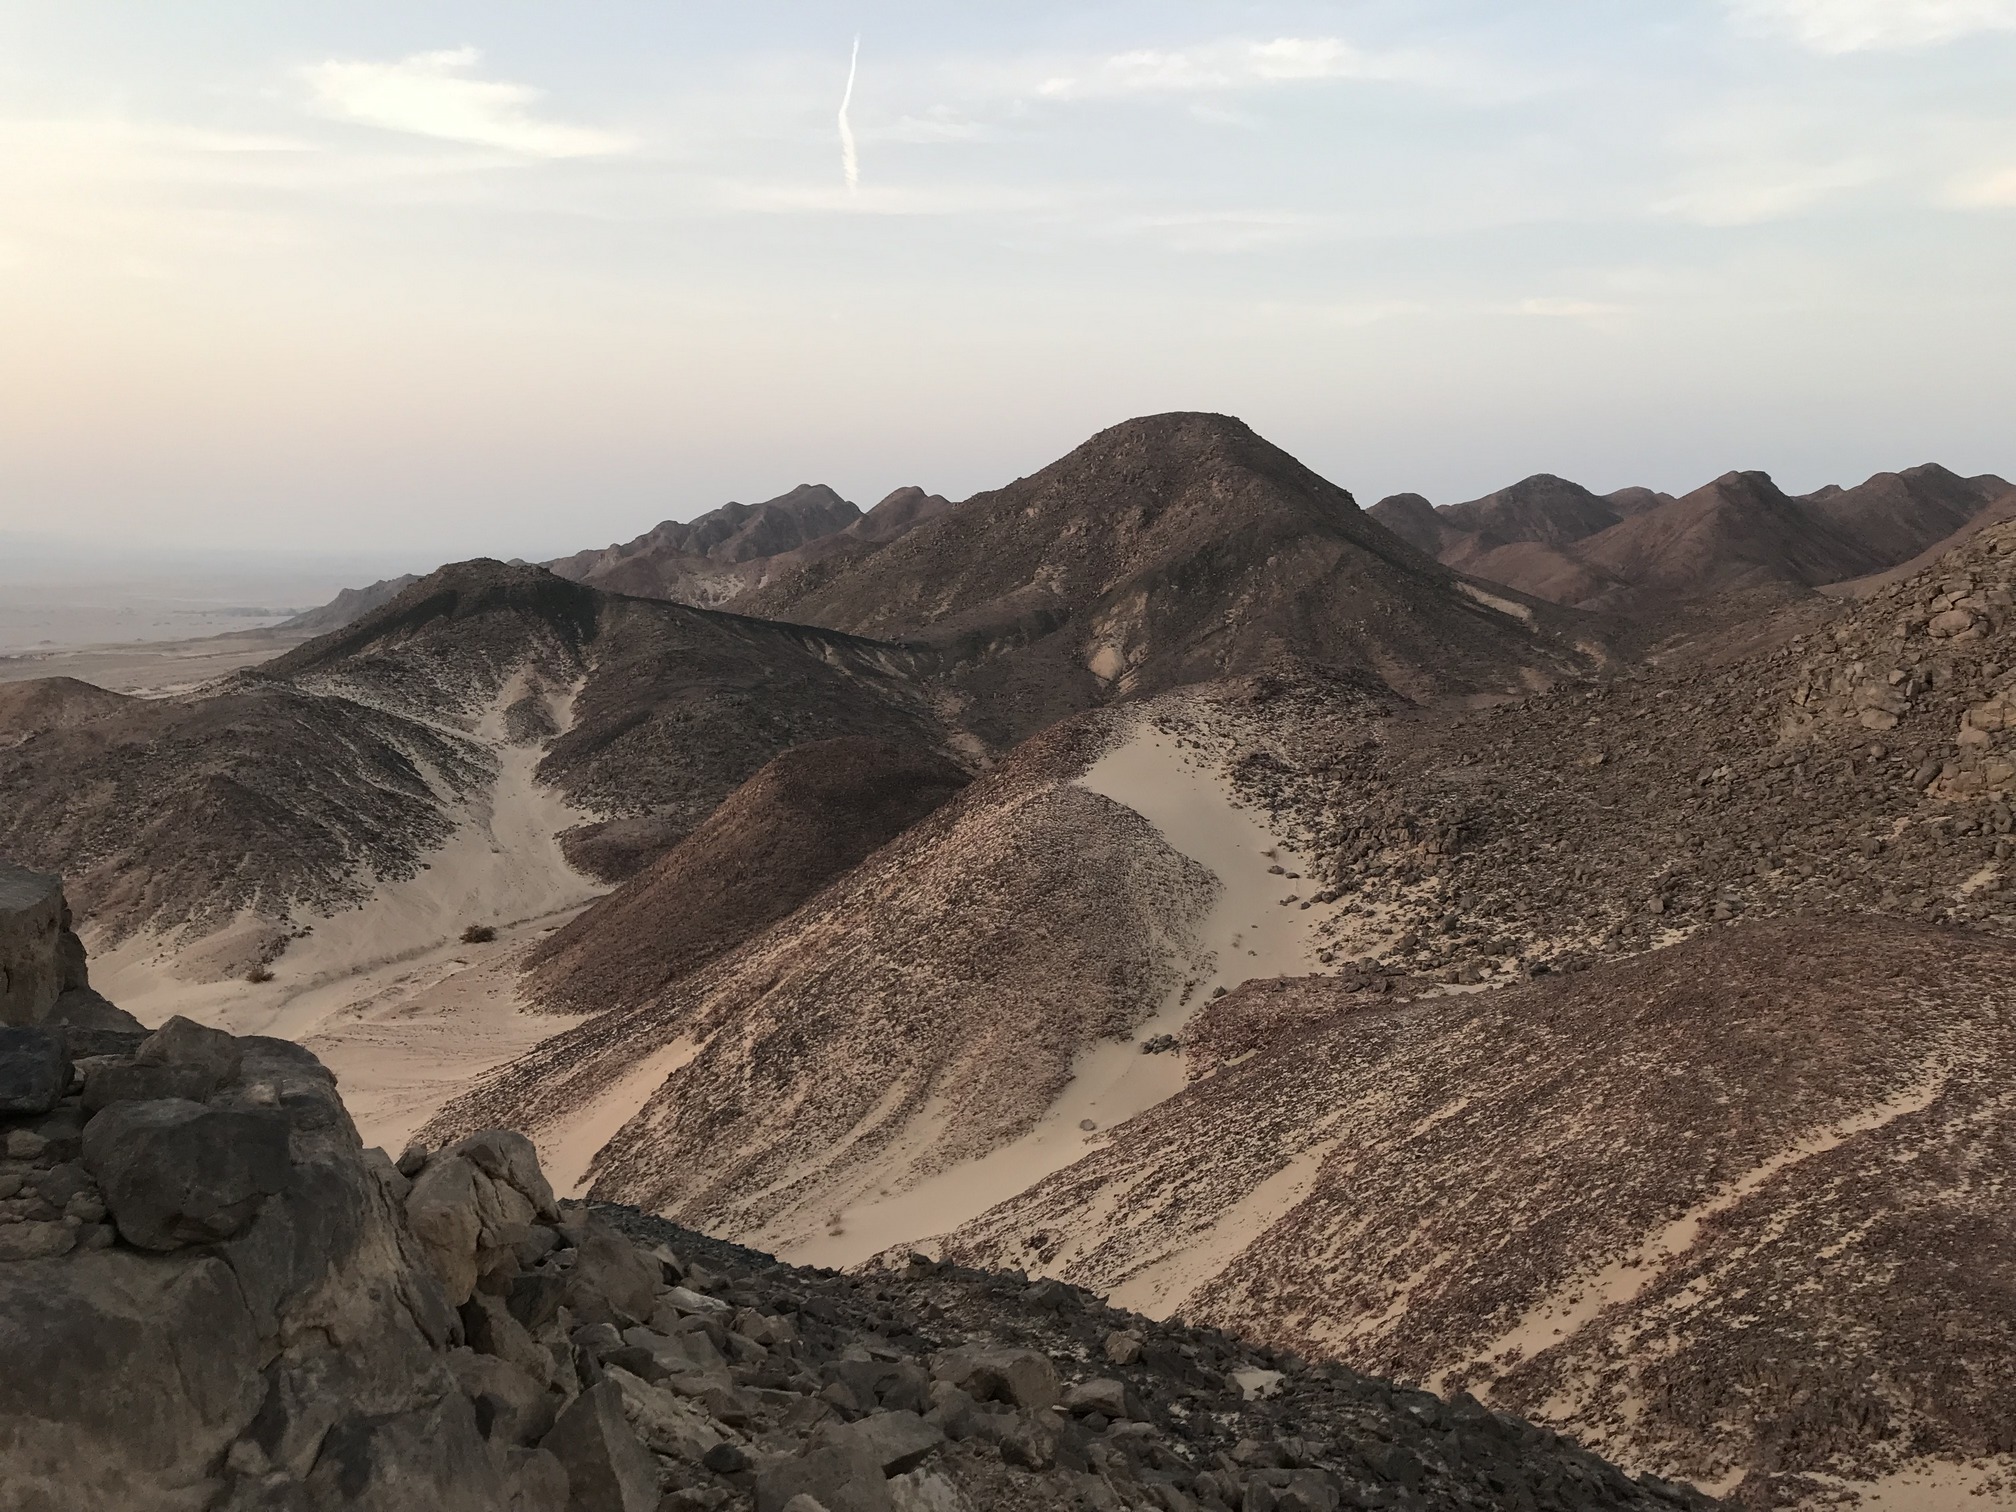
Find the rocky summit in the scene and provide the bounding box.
[0,890,1711,1512]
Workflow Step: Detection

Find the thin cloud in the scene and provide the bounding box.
[1948,164,2016,205]
[1039,37,1454,98]
[1651,157,1885,224]
[1516,297,1632,319]
[301,47,633,157]
[1728,0,2016,52]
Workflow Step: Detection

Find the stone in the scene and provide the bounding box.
[756,1436,896,1512]
[0,865,83,1028]
[81,1097,293,1251]
[406,1152,488,1305]
[449,1345,557,1445]
[1930,608,1976,638]
[44,988,145,1061]
[1103,1331,1144,1367]
[0,1219,78,1261]
[441,1128,560,1222]
[1061,1378,1130,1419]
[832,1410,946,1476]
[0,1027,69,1116]
[604,1362,725,1467]
[134,1015,244,1086]
[929,1348,1060,1410]
[80,1059,218,1113]
[565,1218,662,1327]
[503,1446,572,1512]
[662,1283,732,1315]
[540,1377,661,1512]
[464,1290,560,1385]
[888,1468,976,1512]
[979,1407,1060,1470]
[302,1393,510,1512]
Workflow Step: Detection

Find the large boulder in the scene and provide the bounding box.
[0,865,87,1028]
[81,1099,294,1251]
[0,956,567,1510]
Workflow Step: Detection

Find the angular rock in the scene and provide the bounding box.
[564,1217,661,1327]
[756,1436,896,1512]
[134,1015,243,1085]
[81,1098,293,1251]
[0,1026,69,1116]
[0,1219,78,1262]
[461,1292,558,1389]
[448,1346,556,1446]
[888,1468,976,1512]
[603,1362,725,1462]
[831,1410,946,1476]
[1060,1378,1130,1419]
[0,864,84,1028]
[540,1378,660,1512]
[503,1446,572,1512]
[929,1348,1060,1411]
[42,988,145,1061]
[405,1152,487,1305]
[80,1059,218,1114]
[301,1392,509,1512]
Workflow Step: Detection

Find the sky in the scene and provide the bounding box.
[1,1,2013,568]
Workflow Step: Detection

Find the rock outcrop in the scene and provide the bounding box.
[0,864,87,1027]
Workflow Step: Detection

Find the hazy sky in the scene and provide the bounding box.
[2,1,2012,565]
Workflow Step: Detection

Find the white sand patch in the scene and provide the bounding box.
[778,717,1327,1270]
[1458,581,1535,624]
[544,1039,701,1200]
[87,672,608,1149]
[1810,1457,2016,1511]
[94,673,602,1034]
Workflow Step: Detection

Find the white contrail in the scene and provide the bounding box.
[838,35,860,194]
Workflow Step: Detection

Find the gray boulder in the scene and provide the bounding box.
[756,1435,896,1512]
[0,1026,69,1116]
[0,865,86,1028]
[539,1378,659,1512]
[82,1099,294,1251]
[928,1348,1060,1411]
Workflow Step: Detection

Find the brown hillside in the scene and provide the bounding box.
[934,918,2016,1509]
[522,735,971,1017]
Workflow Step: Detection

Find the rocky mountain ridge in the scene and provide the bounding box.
[1370,463,2012,615]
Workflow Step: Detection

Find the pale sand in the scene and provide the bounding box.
[90,676,609,1154]
[1821,1458,2016,1511]
[776,716,1328,1269]
[0,628,307,694]
[543,1039,702,1200]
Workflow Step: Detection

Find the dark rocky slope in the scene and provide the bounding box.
[1154,513,2016,990]
[935,918,2016,1508]
[522,736,973,1018]
[0,561,949,942]
[276,574,422,634]
[548,485,864,607]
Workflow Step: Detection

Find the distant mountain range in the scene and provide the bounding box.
[1370,463,2013,612]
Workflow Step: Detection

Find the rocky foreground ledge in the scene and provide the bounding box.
[0,872,1716,1512]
